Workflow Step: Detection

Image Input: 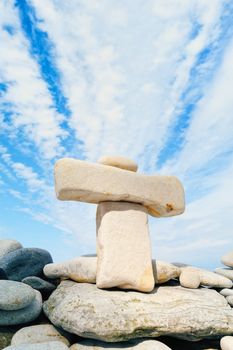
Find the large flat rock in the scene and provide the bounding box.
[43,281,233,342]
[54,158,185,217]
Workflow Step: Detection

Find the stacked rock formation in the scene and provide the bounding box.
[215,250,233,307]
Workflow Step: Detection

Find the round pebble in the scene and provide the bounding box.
[0,280,36,311]
[98,155,138,172]
[221,251,233,268]
[220,335,233,350]
[220,288,233,297]
[180,269,200,289]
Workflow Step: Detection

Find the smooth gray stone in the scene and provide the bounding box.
[220,288,233,297]
[0,240,22,259]
[22,276,56,296]
[0,248,53,281]
[215,267,233,280]
[43,280,233,342]
[4,341,69,349]
[0,280,36,310]
[0,290,42,326]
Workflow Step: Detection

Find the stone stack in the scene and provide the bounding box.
[215,250,233,307]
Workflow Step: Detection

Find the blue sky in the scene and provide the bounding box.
[0,0,233,270]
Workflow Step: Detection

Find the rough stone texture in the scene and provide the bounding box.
[97,156,138,172]
[220,288,233,297]
[179,270,201,289]
[179,266,232,288]
[54,158,185,217]
[0,280,36,310]
[215,267,233,280]
[0,248,53,281]
[220,336,233,350]
[44,257,97,283]
[226,295,233,307]
[0,290,42,326]
[11,324,70,346]
[221,251,233,268]
[96,202,154,292]
[153,261,180,284]
[70,339,171,349]
[43,281,233,342]
[4,342,69,350]
[0,240,22,259]
[22,277,56,297]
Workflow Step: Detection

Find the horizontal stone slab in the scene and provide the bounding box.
[55,158,185,217]
[43,281,233,342]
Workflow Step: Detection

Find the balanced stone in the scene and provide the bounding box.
[215,267,233,280]
[70,339,171,349]
[4,342,69,350]
[0,239,22,258]
[0,280,36,310]
[221,251,233,268]
[0,248,53,281]
[0,290,42,326]
[180,269,200,289]
[11,324,70,346]
[220,289,233,297]
[220,336,233,350]
[44,256,97,283]
[179,266,232,289]
[97,155,138,172]
[96,202,154,292]
[43,280,233,342]
[55,158,185,217]
[22,277,56,296]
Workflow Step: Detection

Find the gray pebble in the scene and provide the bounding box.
[0,280,36,310]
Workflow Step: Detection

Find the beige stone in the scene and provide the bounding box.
[11,324,70,346]
[54,158,185,217]
[226,295,233,307]
[180,266,233,288]
[43,257,96,283]
[220,336,233,350]
[43,280,233,342]
[215,268,233,280]
[221,251,233,268]
[70,339,171,349]
[153,260,180,284]
[97,155,138,172]
[220,288,233,297]
[180,269,200,289]
[4,342,69,350]
[96,202,154,292]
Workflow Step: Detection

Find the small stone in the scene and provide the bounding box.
[0,280,36,310]
[0,248,53,281]
[97,155,138,172]
[44,256,97,283]
[22,277,56,297]
[226,295,233,307]
[70,339,171,349]
[221,251,233,268]
[0,290,42,326]
[220,336,233,350]
[96,202,154,292]
[3,341,69,350]
[11,324,70,346]
[0,239,22,258]
[179,269,200,289]
[215,267,233,280]
[220,288,233,297]
[153,260,180,284]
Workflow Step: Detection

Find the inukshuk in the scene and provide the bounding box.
[54,156,185,292]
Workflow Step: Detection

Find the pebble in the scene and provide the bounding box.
[221,251,233,268]
[22,277,56,297]
[0,239,22,259]
[0,248,53,281]
[220,288,233,297]
[97,155,138,172]
[153,260,181,284]
[220,335,233,350]
[179,269,200,289]
[70,339,171,349]
[215,267,233,280]
[0,290,42,326]
[3,341,69,350]
[0,280,36,310]
[11,324,70,346]
[226,295,233,307]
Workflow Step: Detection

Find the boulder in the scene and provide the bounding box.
[215,268,233,280]
[0,280,36,310]
[0,248,53,281]
[43,281,233,342]
[3,341,69,349]
[0,239,22,259]
[221,251,233,268]
[11,324,70,346]
[0,290,42,326]
[70,339,171,349]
